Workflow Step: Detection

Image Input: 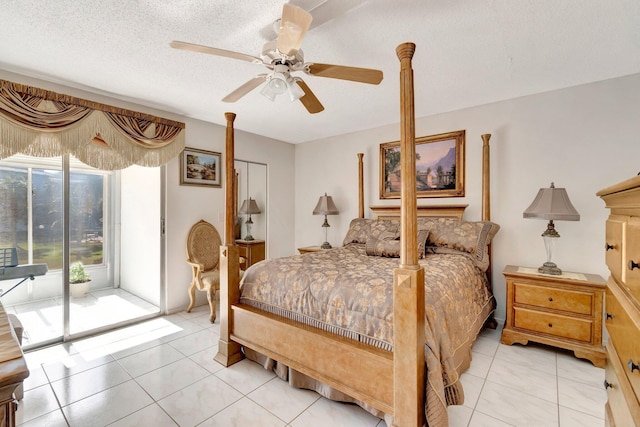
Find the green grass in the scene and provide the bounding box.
[14,240,103,270]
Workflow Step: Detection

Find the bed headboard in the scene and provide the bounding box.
[369,204,467,221]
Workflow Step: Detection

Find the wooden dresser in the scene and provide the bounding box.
[597,175,640,426]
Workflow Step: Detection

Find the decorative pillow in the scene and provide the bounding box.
[342,218,373,245]
[426,218,500,270]
[365,231,400,257]
[342,219,399,246]
[369,220,399,240]
[365,228,430,259]
[416,228,430,259]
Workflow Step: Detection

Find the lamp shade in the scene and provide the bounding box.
[523,183,580,221]
[238,198,261,215]
[313,193,339,215]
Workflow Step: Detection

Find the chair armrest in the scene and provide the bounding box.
[186,260,204,275]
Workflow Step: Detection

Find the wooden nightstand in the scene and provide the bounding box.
[501,265,606,367]
[236,240,265,269]
[297,246,324,254]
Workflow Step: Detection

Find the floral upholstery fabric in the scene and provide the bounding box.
[239,243,495,427]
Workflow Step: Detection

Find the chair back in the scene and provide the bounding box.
[186,220,221,271]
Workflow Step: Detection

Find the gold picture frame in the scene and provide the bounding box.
[179,147,222,187]
[380,130,465,199]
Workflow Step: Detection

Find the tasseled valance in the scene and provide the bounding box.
[0,79,185,170]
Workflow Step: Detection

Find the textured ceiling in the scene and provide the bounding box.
[2,0,639,144]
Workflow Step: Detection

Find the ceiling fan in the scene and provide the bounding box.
[170,3,383,114]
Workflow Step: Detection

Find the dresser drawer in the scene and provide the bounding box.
[605,342,640,426]
[625,217,640,306]
[606,215,627,286]
[514,307,593,342]
[514,282,593,315]
[605,281,640,399]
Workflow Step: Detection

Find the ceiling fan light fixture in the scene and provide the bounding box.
[288,78,305,101]
[261,73,288,101]
[261,72,304,102]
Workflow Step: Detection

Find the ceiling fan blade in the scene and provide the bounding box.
[276,4,313,56]
[259,0,363,41]
[170,41,262,64]
[305,63,383,85]
[295,79,324,114]
[222,75,268,103]
[294,0,366,30]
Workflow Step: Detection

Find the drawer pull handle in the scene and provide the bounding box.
[629,260,640,271]
[605,243,615,251]
[629,359,640,373]
[548,323,553,328]
[548,297,553,302]
[606,312,614,320]
[603,379,613,389]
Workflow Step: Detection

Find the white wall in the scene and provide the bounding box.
[120,165,161,305]
[294,73,640,323]
[165,120,295,313]
[0,70,296,316]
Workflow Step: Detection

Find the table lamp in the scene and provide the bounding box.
[238,198,261,241]
[523,182,580,275]
[313,193,339,249]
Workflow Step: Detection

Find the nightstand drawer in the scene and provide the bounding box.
[605,281,640,399]
[514,282,593,315]
[237,246,248,257]
[514,307,593,342]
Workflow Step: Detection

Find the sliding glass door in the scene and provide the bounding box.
[0,154,162,349]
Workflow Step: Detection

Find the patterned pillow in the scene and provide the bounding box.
[365,228,430,259]
[342,218,372,245]
[426,218,500,270]
[365,231,400,257]
[342,219,399,245]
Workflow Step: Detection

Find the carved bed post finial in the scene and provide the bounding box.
[357,153,364,219]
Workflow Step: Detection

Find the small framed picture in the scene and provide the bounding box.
[179,147,222,187]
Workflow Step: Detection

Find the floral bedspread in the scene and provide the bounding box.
[239,243,494,426]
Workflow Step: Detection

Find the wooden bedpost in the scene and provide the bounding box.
[358,153,364,218]
[481,134,491,222]
[481,133,497,327]
[393,42,425,427]
[215,112,244,367]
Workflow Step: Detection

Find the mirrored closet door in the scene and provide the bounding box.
[234,160,267,244]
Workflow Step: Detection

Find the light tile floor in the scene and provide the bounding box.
[16,305,607,426]
[4,288,160,348]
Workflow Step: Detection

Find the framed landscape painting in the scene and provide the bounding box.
[379,130,465,199]
[180,147,222,187]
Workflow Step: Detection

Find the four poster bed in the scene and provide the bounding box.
[214,43,498,427]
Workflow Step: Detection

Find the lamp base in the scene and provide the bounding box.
[244,235,255,241]
[321,241,332,249]
[538,261,562,275]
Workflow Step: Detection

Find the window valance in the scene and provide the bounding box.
[0,79,185,170]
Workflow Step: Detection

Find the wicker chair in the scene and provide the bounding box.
[185,220,222,323]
